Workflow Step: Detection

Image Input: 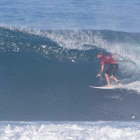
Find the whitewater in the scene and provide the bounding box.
[0,121,140,140]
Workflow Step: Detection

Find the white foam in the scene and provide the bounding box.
[119,81,140,92]
[0,121,140,140]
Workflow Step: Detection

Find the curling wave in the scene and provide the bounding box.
[0,27,140,120]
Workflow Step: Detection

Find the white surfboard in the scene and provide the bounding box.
[89,86,118,89]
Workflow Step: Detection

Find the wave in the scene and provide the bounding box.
[0,26,140,120]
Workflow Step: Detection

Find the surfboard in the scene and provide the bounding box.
[89,86,118,89]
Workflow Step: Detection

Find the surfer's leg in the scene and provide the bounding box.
[104,74,111,87]
[109,64,122,85]
[104,65,112,87]
[110,75,118,82]
[110,75,122,85]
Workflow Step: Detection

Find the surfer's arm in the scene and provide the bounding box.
[99,65,104,74]
[96,65,104,77]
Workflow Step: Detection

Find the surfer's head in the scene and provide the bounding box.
[96,52,103,58]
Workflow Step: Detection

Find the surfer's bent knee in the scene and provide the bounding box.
[110,75,114,79]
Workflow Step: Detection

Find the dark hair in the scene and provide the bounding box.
[96,52,103,55]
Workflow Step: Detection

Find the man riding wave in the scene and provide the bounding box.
[96,52,122,87]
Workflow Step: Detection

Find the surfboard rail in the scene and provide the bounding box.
[89,86,118,89]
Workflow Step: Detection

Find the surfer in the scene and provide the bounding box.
[96,52,122,87]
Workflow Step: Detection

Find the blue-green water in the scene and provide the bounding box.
[0,0,140,32]
[0,1,140,139]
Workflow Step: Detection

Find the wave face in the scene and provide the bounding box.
[1,27,140,121]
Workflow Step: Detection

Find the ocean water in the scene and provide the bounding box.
[0,0,140,139]
[0,0,140,32]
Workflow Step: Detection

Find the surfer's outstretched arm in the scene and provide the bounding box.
[96,65,104,77]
